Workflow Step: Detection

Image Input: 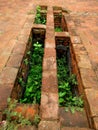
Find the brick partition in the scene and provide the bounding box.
[40,6,59,120]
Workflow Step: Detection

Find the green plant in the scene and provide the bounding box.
[1,98,31,130]
[20,41,43,104]
[18,78,25,88]
[35,6,46,24]
[33,114,40,126]
[55,27,62,32]
[24,58,29,65]
[57,56,83,112]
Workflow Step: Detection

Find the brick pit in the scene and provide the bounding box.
[0,5,98,130]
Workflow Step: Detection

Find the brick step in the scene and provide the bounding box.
[61,127,93,130]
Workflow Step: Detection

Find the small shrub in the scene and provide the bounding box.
[57,56,84,112]
[20,41,44,104]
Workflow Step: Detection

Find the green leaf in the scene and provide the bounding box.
[70,106,75,114]
[59,92,66,97]
[59,98,65,103]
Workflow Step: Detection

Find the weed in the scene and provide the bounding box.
[18,78,25,88]
[55,27,62,32]
[24,58,29,65]
[20,41,43,104]
[33,114,40,126]
[35,6,46,24]
[57,56,83,112]
[1,98,31,130]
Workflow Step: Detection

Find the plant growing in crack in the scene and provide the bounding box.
[0,98,31,130]
[35,6,46,24]
[0,98,41,130]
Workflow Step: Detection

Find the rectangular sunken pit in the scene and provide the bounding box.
[53,7,68,32]
[34,5,47,25]
[1,28,46,129]
[12,28,46,103]
[55,36,89,128]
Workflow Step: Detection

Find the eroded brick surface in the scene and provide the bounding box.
[80,68,98,89]
[40,6,59,121]
[7,54,23,68]
[61,127,93,130]
[40,92,59,120]
[76,54,92,69]
[85,89,98,117]
[14,104,39,122]
[0,67,18,85]
[0,84,13,111]
[12,43,27,55]
[18,126,37,130]
[38,121,60,130]
[42,70,58,93]
[93,117,98,130]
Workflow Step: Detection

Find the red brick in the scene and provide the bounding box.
[0,53,10,73]
[79,68,98,89]
[72,44,87,55]
[61,127,92,130]
[24,15,35,28]
[66,20,75,28]
[46,31,54,38]
[40,92,59,120]
[47,12,54,21]
[18,32,29,43]
[44,48,56,57]
[46,7,54,25]
[0,67,18,85]
[55,32,70,37]
[93,117,98,130]
[7,54,23,68]
[76,54,92,69]
[45,38,55,48]
[12,43,27,55]
[38,121,60,130]
[0,84,13,111]
[42,70,58,93]
[4,39,17,53]
[67,26,76,35]
[85,89,98,117]
[18,126,37,130]
[43,57,56,71]
[71,36,82,44]
[14,104,39,122]
[33,24,46,29]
